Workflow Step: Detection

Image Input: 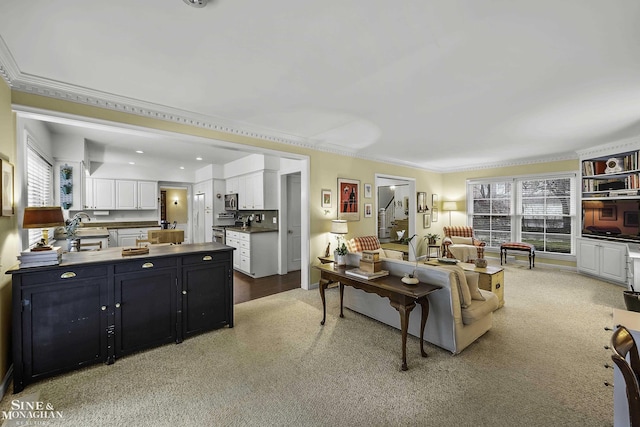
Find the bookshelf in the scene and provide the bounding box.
[581,150,640,200]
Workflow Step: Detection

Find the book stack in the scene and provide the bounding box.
[18,247,63,268]
[345,250,389,279]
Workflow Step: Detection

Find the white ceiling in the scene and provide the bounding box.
[2,1,640,171]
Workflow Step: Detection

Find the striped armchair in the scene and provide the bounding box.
[442,226,485,261]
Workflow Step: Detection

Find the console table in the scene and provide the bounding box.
[315,264,441,371]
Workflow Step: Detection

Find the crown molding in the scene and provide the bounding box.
[575,135,640,159]
[0,36,585,174]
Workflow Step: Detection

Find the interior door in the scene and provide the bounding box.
[193,193,205,244]
[287,173,301,272]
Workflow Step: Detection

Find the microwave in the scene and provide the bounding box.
[224,193,238,211]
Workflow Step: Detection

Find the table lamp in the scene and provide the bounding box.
[23,206,65,250]
[329,219,348,254]
[442,201,458,226]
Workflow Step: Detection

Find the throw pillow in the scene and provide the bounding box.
[443,265,472,308]
[464,271,485,301]
[383,249,404,260]
[451,236,473,245]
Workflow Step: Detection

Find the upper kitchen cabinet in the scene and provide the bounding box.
[85,179,157,210]
[238,171,277,210]
[116,180,158,210]
[225,177,239,195]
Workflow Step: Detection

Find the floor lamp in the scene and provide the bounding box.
[442,201,458,226]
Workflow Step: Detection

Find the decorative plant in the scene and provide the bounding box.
[425,233,440,244]
[402,234,424,279]
[336,242,348,256]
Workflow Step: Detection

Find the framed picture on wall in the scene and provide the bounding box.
[432,207,439,222]
[417,192,427,213]
[338,178,360,221]
[321,189,332,208]
[599,205,617,221]
[624,211,639,227]
[423,213,431,228]
[1,160,14,217]
[432,193,439,208]
[364,183,372,198]
[364,203,372,218]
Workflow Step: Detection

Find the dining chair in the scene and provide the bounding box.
[611,326,640,426]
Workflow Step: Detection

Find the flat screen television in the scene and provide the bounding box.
[582,199,640,243]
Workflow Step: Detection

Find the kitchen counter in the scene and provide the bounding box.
[226,227,278,234]
[54,227,110,239]
[80,221,161,230]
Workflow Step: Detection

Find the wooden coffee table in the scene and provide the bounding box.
[425,260,505,308]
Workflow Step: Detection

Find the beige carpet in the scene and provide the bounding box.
[0,261,623,426]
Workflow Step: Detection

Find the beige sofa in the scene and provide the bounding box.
[342,251,499,354]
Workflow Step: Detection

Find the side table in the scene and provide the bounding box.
[459,263,505,308]
[426,245,440,260]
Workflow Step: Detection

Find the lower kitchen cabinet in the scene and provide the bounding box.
[8,244,233,393]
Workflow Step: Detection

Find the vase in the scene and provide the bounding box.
[334,251,347,266]
[67,238,80,252]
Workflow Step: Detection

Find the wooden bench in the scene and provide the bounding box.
[500,242,535,269]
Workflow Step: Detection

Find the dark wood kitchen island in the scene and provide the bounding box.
[7,242,234,392]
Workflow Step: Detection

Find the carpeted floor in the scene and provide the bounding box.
[0,261,624,426]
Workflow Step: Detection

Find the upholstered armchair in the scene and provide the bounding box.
[442,226,485,261]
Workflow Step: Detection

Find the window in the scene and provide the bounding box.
[468,174,576,255]
[26,137,54,246]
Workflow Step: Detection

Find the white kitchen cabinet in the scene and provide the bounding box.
[231,230,278,278]
[116,227,158,247]
[236,171,277,210]
[225,230,241,270]
[92,178,116,210]
[116,180,158,210]
[84,177,94,209]
[108,230,118,248]
[577,237,628,285]
[226,177,239,194]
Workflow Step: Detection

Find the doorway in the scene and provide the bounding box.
[375,174,416,261]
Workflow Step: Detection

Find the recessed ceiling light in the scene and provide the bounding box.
[183,0,208,8]
[136,150,143,154]
[129,162,135,165]
[196,157,203,161]
[180,166,185,170]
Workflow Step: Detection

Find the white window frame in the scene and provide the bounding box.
[25,133,54,247]
[467,172,577,257]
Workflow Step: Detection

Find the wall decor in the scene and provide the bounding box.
[364,203,372,218]
[432,193,439,208]
[432,207,439,222]
[423,213,431,228]
[60,164,73,209]
[364,183,372,198]
[624,211,639,227]
[417,192,427,213]
[321,189,332,208]
[1,159,14,216]
[338,178,360,221]
[599,206,617,221]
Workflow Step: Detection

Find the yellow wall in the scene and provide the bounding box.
[0,80,19,387]
[165,188,188,223]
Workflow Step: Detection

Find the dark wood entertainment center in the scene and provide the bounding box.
[7,243,234,393]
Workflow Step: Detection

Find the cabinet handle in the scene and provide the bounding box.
[182,290,187,295]
[101,305,107,311]
[61,272,76,279]
[142,262,154,269]
[115,303,121,308]
[203,255,212,261]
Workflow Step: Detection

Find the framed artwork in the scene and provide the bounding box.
[624,211,639,227]
[364,203,372,218]
[364,183,372,198]
[417,192,427,213]
[599,206,617,221]
[338,178,360,221]
[321,189,332,208]
[1,160,14,217]
[432,207,439,222]
[423,213,431,228]
[432,193,439,209]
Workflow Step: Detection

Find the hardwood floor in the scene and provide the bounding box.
[234,270,301,304]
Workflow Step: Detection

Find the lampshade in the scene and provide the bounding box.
[442,201,458,212]
[331,219,348,234]
[23,207,65,228]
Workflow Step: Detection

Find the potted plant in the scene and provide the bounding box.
[334,242,348,266]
